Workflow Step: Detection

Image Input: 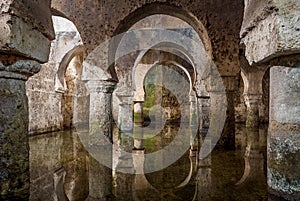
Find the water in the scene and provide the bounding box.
[27,123,279,201]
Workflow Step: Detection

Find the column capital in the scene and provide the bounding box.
[116,91,133,105]
[85,80,117,93]
[0,60,41,80]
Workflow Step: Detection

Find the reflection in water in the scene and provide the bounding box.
[28,123,270,201]
[29,130,88,201]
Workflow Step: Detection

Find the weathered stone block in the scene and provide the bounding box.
[270,66,300,124]
[0,14,51,63]
[0,78,29,198]
[241,0,275,37]
[268,123,300,201]
[0,0,54,39]
[268,66,300,200]
[241,0,300,64]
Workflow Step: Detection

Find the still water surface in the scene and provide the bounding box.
[28,123,277,201]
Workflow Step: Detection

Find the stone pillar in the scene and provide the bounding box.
[198,96,210,131]
[235,128,265,188]
[197,96,210,161]
[241,1,300,199]
[196,145,212,200]
[221,76,237,149]
[241,69,266,130]
[114,131,134,201]
[0,1,54,199]
[133,101,144,125]
[196,167,212,200]
[238,63,266,191]
[268,66,300,200]
[242,93,265,188]
[209,89,232,149]
[243,94,263,156]
[244,94,261,129]
[114,94,134,201]
[189,95,198,155]
[133,126,144,150]
[133,101,144,150]
[0,60,41,199]
[196,94,211,200]
[189,95,198,126]
[132,149,157,194]
[85,80,116,201]
[63,131,89,201]
[240,68,266,187]
[118,94,133,131]
[207,74,236,149]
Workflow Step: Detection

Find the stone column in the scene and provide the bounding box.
[221,76,237,149]
[114,131,134,201]
[208,74,236,149]
[243,93,263,156]
[0,1,54,199]
[133,101,144,125]
[117,94,133,131]
[268,66,300,200]
[244,94,261,129]
[189,94,198,155]
[114,94,134,201]
[0,60,41,199]
[235,127,265,188]
[197,96,210,161]
[196,167,212,200]
[63,131,89,201]
[241,69,266,130]
[133,102,144,150]
[189,95,198,125]
[133,129,144,150]
[240,68,266,181]
[196,144,212,200]
[198,96,210,131]
[85,80,116,201]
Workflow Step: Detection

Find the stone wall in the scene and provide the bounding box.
[26,16,84,134]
